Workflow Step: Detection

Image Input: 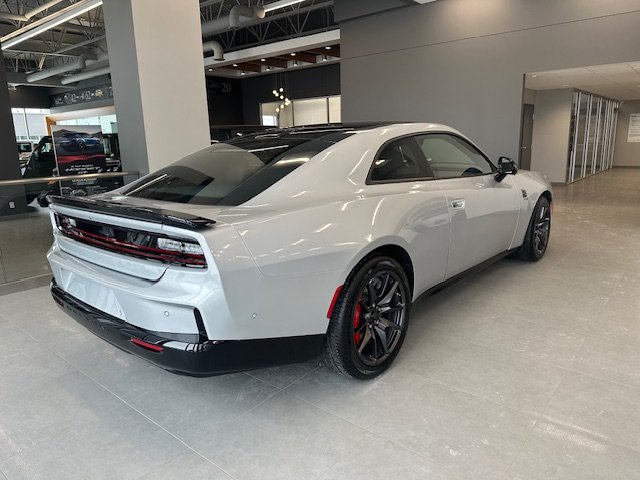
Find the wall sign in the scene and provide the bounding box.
[51,83,113,107]
[628,113,640,143]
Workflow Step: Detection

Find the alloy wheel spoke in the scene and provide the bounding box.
[374,326,390,354]
[378,316,402,331]
[379,280,399,306]
[358,327,373,354]
[379,304,403,315]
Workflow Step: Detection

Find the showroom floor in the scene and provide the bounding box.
[1,169,640,480]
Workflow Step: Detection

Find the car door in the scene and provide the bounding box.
[415,133,520,278]
[367,135,450,295]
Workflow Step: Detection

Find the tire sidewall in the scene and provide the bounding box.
[332,256,411,378]
[530,197,551,260]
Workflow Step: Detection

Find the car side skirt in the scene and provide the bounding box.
[51,280,323,376]
[414,249,518,303]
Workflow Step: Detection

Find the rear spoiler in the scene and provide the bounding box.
[47,195,215,230]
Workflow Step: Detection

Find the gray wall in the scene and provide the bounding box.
[339,0,640,170]
[8,86,50,109]
[530,89,573,183]
[613,100,640,167]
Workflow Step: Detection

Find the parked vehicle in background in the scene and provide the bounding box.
[17,141,33,168]
[47,123,553,379]
[210,125,275,143]
[22,134,121,206]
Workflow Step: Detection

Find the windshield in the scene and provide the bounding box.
[124,129,354,206]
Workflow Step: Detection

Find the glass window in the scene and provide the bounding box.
[370,137,430,182]
[328,96,341,123]
[416,134,494,179]
[293,98,328,126]
[126,130,354,206]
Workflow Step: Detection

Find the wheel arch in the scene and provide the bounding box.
[342,241,415,297]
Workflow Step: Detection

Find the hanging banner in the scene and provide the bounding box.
[51,125,122,197]
[628,114,640,143]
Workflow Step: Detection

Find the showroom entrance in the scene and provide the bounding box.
[523,62,640,184]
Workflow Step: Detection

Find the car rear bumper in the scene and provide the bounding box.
[51,280,323,376]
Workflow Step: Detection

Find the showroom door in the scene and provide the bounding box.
[415,133,520,278]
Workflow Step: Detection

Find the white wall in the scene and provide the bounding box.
[103,0,210,175]
[613,100,640,167]
[340,0,640,167]
[530,89,573,183]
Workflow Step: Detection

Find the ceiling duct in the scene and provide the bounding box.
[26,51,108,83]
[60,64,109,85]
[201,5,265,37]
[26,53,88,82]
[0,0,67,22]
[203,40,224,61]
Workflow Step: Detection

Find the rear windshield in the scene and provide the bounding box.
[124,130,353,206]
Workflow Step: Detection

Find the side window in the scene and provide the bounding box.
[370,137,430,182]
[416,134,494,179]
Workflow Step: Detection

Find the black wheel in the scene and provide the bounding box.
[323,255,411,379]
[518,196,551,261]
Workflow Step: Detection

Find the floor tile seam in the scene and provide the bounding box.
[551,363,640,393]
[244,363,321,392]
[280,389,470,479]
[465,337,585,370]
[451,339,572,375]
[532,411,640,457]
[69,367,241,480]
[578,329,640,352]
[421,375,557,422]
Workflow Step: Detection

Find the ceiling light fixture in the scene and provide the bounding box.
[290,52,296,56]
[263,0,306,13]
[261,58,266,62]
[1,0,103,50]
[233,63,238,67]
[325,46,331,50]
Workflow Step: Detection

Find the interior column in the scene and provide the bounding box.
[102,0,211,176]
[0,53,27,216]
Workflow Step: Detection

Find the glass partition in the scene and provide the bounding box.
[567,91,619,183]
[260,95,341,128]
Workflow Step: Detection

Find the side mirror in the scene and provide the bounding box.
[495,156,517,182]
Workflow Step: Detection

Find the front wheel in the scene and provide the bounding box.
[323,256,411,379]
[518,196,551,261]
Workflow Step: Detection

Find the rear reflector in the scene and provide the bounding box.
[131,337,164,352]
[327,285,343,319]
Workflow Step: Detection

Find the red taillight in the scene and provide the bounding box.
[327,285,343,319]
[131,337,164,352]
[55,213,206,267]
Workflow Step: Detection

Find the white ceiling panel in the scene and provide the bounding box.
[525,62,640,100]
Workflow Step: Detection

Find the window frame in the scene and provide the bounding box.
[414,132,497,181]
[366,132,436,185]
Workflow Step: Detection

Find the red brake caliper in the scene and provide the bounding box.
[353,302,362,345]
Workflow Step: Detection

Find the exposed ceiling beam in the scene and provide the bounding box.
[275,51,317,63]
[204,29,340,68]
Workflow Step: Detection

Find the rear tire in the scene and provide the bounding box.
[518,196,551,261]
[323,255,411,379]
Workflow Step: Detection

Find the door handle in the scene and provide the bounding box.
[451,199,465,210]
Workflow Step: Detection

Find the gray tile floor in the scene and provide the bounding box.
[1,168,640,480]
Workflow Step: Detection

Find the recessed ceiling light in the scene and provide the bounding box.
[240,71,246,75]
[531,74,537,78]
[290,52,296,56]
[260,58,266,62]
[325,46,331,50]
[207,68,213,72]
[232,63,238,67]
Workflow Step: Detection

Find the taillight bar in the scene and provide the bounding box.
[55,213,207,268]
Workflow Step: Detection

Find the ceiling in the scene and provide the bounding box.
[525,62,640,100]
